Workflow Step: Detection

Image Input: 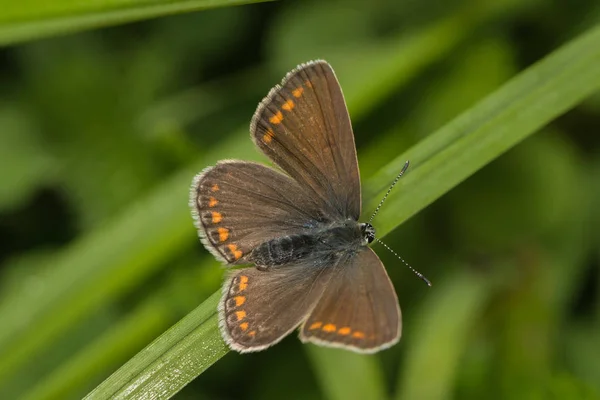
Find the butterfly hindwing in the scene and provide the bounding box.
[220,263,334,352]
[299,248,401,353]
[250,60,361,221]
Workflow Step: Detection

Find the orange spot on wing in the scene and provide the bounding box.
[338,327,351,335]
[305,80,313,88]
[322,324,336,333]
[352,331,366,339]
[218,227,229,242]
[234,296,245,306]
[236,273,248,290]
[269,111,283,124]
[208,197,218,207]
[309,322,322,330]
[281,99,294,111]
[240,322,249,331]
[211,184,219,192]
[211,212,222,223]
[263,128,274,143]
[292,87,304,98]
[227,244,243,261]
[248,330,256,337]
[235,310,246,321]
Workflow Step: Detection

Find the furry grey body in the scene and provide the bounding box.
[250,220,374,269]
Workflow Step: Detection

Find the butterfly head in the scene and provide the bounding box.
[360,223,375,245]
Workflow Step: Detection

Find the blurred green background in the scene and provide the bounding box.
[1,0,599,399]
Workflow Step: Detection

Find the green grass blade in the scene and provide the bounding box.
[0,0,269,46]
[83,292,226,400]
[85,24,600,400]
[22,298,170,400]
[20,264,222,400]
[365,24,600,236]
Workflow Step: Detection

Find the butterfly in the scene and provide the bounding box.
[190,60,406,353]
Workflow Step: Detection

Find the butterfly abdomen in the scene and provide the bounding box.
[250,234,318,269]
[250,221,364,270]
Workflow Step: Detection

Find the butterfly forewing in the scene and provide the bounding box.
[299,248,401,353]
[190,161,325,264]
[250,60,361,220]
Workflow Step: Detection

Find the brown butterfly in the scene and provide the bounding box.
[190,60,419,353]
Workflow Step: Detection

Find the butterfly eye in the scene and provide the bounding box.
[360,223,375,244]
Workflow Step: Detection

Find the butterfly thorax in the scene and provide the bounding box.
[250,220,374,270]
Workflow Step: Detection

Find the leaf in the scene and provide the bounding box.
[18,261,223,400]
[85,23,600,400]
[364,24,600,236]
[83,292,227,400]
[0,0,270,46]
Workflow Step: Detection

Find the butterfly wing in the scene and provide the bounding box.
[299,248,401,353]
[190,161,325,265]
[220,262,335,352]
[250,60,361,220]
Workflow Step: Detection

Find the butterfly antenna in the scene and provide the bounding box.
[368,160,430,286]
[368,160,410,224]
[375,238,432,287]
